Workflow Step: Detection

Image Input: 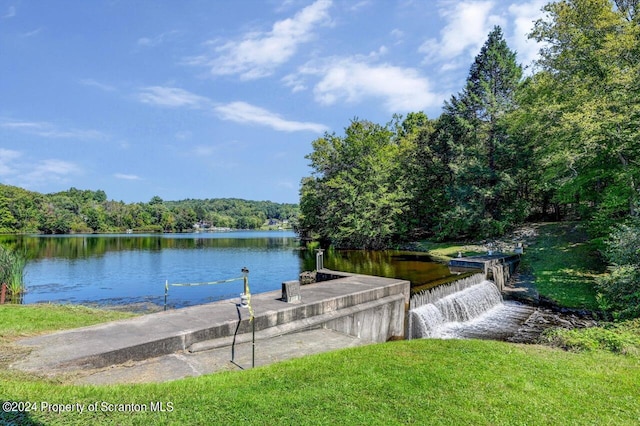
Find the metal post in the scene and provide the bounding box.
[316,248,324,270]
[242,267,249,296]
[164,280,168,311]
[241,267,255,368]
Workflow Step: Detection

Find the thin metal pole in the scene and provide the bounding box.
[164,280,168,311]
[252,317,255,368]
[231,305,242,365]
[316,249,324,270]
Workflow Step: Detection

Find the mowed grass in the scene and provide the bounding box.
[420,222,603,311]
[0,304,136,339]
[1,305,639,425]
[415,241,486,262]
[524,223,604,310]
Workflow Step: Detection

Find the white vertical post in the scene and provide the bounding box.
[316,248,324,270]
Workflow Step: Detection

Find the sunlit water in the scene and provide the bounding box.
[1,232,458,308]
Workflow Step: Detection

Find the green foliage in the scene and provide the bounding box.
[542,319,640,355]
[597,265,640,319]
[0,245,26,298]
[601,220,640,266]
[597,220,640,319]
[526,223,601,310]
[526,0,640,235]
[0,184,297,235]
[300,119,409,249]
[1,305,640,425]
[436,26,524,239]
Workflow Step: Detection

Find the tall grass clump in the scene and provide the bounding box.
[0,245,26,301]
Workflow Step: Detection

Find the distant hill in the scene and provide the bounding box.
[0,184,298,234]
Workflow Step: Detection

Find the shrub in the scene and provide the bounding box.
[597,221,640,319]
[0,245,26,299]
[542,320,640,355]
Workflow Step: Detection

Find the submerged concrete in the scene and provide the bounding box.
[12,272,409,382]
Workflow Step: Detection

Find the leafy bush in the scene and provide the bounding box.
[597,265,640,319]
[597,221,640,319]
[0,245,26,298]
[542,320,640,355]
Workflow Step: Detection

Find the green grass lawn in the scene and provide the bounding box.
[1,304,639,425]
[524,222,604,311]
[419,222,603,311]
[1,225,636,425]
[415,241,486,262]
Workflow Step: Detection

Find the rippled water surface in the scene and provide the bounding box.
[1,232,458,308]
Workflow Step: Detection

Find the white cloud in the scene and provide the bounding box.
[390,28,404,42]
[137,86,211,108]
[190,145,217,157]
[114,173,141,180]
[276,180,295,189]
[135,87,323,133]
[80,78,117,92]
[35,159,81,176]
[281,74,307,92]
[420,1,504,71]
[215,101,328,133]
[175,131,192,140]
[0,149,21,176]
[300,57,444,112]
[508,0,547,68]
[19,159,82,188]
[0,118,106,139]
[136,30,180,48]
[0,149,81,188]
[21,27,43,38]
[3,6,16,18]
[201,0,332,80]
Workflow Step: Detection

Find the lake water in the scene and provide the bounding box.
[0,232,458,309]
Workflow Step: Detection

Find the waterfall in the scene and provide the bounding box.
[408,277,504,339]
[409,273,485,310]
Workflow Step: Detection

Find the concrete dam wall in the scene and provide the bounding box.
[14,271,410,376]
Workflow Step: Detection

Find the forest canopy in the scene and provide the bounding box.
[0,184,297,234]
[299,0,640,251]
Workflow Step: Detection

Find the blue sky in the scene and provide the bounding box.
[0,0,546,204]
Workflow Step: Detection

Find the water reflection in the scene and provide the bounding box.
[0,232,460,308]
[300,248,460,291]
[0,231,298,260]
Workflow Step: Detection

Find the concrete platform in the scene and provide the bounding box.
[75,328,366,385]
[12,272,409,383]
[448,253,520,270]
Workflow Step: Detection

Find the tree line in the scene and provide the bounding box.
[298,0,640,318]
[0,184,298,234]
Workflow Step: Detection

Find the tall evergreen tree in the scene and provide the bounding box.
[437,26,523,238]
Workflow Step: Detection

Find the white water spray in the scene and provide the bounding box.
[409,280,503,339]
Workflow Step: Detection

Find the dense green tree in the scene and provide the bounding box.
[437,26,524,238]
[0,194,17,233]
[597,220,640,319]
[300,119,408,249]
[85,207,107,232]
[0,184,295,234]
[393,112,450,238]
[528,0,640,235]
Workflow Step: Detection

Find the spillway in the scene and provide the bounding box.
[408,275,535,340]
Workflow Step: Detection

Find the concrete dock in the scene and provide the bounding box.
[12,272,409,384]
[448,253,520,270]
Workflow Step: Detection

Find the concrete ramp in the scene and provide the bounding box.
[12,272,409,381]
